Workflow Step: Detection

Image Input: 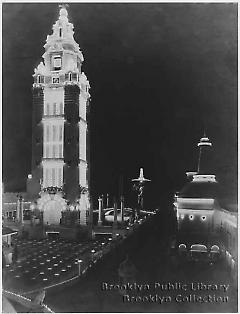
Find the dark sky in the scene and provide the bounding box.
[2,3,237,207]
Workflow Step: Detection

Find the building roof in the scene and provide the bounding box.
[178,175,237,212]
[178,180,220,199]
[2,226,18,236]
[3,192,30,203]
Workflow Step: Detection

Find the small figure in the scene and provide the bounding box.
[118,255,137,286]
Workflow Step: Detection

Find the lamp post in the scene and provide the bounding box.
[98,196,103,225]
[120,196,124,223]
[77,259,83,276]
[101,194,104,209]
[78,185,88,225]
[76,200,80,224]
[113,198,118,233]
[91,249,96,262]
[16,193,23,223]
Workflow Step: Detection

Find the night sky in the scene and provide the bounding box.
[2,3,237,208]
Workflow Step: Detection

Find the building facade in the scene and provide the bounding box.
[2,192,30,221]
[175,172,221,248]
[175,134,237,276]
[29,6,90,225]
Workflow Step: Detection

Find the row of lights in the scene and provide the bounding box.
[179,243,220,252]
[180,214,206,221]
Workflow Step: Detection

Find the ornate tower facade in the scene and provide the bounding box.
[31,5,90,224]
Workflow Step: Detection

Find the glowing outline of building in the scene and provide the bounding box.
[174,134,237,279]
[29,5,90,225]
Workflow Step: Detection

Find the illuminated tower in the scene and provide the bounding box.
[197,133,213,174]
[31,5,90,224]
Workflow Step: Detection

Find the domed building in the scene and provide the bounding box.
[175,134,237,276]
[176,173,221,246]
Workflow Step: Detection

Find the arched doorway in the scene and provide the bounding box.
[37,192,66,225]
[44,200,62,225]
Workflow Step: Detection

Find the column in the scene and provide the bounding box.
[20,197,24,224]
[113,198,118,226]
[16,195,23,223]
[98,196,103,225]
[16,198,20,221]
[113,198,118,238]
[101,194,104,210]
[79,194,87,225]
[120,196,124,223]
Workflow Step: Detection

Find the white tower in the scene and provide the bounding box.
[31,5,90,224]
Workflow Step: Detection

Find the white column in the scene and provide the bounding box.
[120,196,124,223]
[98,196,103,225]
[79,194,87,225]
[16,198,20,221]
[20,198,24,224]
[113,199,118,225]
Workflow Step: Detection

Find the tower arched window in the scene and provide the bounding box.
[59,102,63,115]
[53,103,57,115]
[46,125,50,141]
[59,125,63,141]
[53,56,62,71]
[59,28,62,37]
[46,103,50,116]
[53,125,56,141]
[59,144,63,157]
[37,75,41,84]
[46,145,49,158]
[52,145,56,158]
[69,72,72,81]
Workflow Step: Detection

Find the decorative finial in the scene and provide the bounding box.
[203,129,206,138]
[59,4,69,21]
[59,3,69,10]
[203,121,207,138]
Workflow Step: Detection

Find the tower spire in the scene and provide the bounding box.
[59,4,69,22]
[59,3,69,9]
[203,128,206,138]
[197,132,212,174]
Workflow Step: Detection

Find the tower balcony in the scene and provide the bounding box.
[42,114,65,119]
[42,157,64,163]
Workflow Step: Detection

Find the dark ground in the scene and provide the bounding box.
[43,209,237,313]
